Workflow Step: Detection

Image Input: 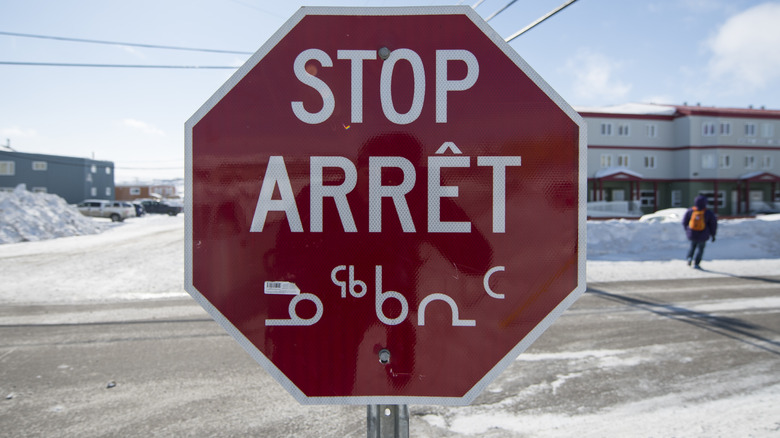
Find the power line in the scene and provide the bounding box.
[0,3,581,69]
[505,0,580,42]
[0,30,253,55]
[0,61,237,69]
[486,0,519,22]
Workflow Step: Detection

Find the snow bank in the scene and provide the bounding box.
[0,185,105,244]
[587,217,780,261]
[2,183,780,265]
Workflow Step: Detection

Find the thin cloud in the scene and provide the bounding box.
[120,45,145,58]
[706,2,780,93]
[122,118,165,136]
[565,49,631,105]
[1,127,38,138]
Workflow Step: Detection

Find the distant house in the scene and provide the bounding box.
[580,103,780,216]
[115,182,178,201]
[0,148,115,204]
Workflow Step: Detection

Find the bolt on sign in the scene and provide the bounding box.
[185,5,586,406]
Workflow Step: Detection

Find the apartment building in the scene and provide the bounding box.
[0,148,115,204]
[579,103,780,216]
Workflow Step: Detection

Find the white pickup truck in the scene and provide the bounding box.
[77,199,136,222]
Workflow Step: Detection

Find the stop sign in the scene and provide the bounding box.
[185,6,586,405]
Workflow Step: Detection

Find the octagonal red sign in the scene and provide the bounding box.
[185,6,586,405]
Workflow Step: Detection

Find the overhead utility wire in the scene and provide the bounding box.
[1,1,580,68]
[505,0,580,42]
[0,31,253,55]
[0,61,237,69]
[485,0,519,22]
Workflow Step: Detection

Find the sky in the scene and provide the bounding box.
[1,0,779,182]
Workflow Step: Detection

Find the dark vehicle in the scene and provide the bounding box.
[140,200,182,216]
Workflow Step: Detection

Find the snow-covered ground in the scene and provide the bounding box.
[587,214,780,282]
[1,189,779,437]
[1,188,779,304]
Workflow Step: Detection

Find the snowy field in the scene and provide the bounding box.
[2,187,779,303]
[1,189,779,437]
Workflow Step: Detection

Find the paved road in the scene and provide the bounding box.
[1,275,778,437]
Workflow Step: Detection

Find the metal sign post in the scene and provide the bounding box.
[367,405,409,438]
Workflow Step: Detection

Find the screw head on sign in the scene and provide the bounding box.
[378,349,391,364]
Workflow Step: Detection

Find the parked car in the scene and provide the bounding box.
[77,199,136,222]
[139,200,182,216]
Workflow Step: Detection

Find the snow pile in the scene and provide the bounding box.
[587,216,780,261]
[0,185,105,244]
[2,182,779,263]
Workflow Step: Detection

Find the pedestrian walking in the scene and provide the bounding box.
[682,194,718,269]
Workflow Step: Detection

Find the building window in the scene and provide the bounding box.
[0,161,15,175]
[600,123,612,136]
[719,122,731,136]
[745,123,757,137]
[671,190,682,207]
[640,190,656,207]
[32,161,48,171]
[617,124,630,136]
[702,122,716,136]
[762,123,775,138]
[130,187,141,195]
[745,155,757,169]
[616,154,629,167]
[643,156,656,169]
[600,154,613,168]
[698,190,725,209]
[701,154,716,169]
[719,154,731,169]
[646,124,657,138]
[763,156,774,169]
[106,167,112,175]
[90,187,97,197]
[105,187,112,196]
[91,165,97,173]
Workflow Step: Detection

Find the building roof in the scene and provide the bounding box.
[575,102,780,120]
[672,104,780,119]
[739,171,780,181]
[574,103,677,116]
[594,167,644,180]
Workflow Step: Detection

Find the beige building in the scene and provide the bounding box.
[579,103,780,216]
